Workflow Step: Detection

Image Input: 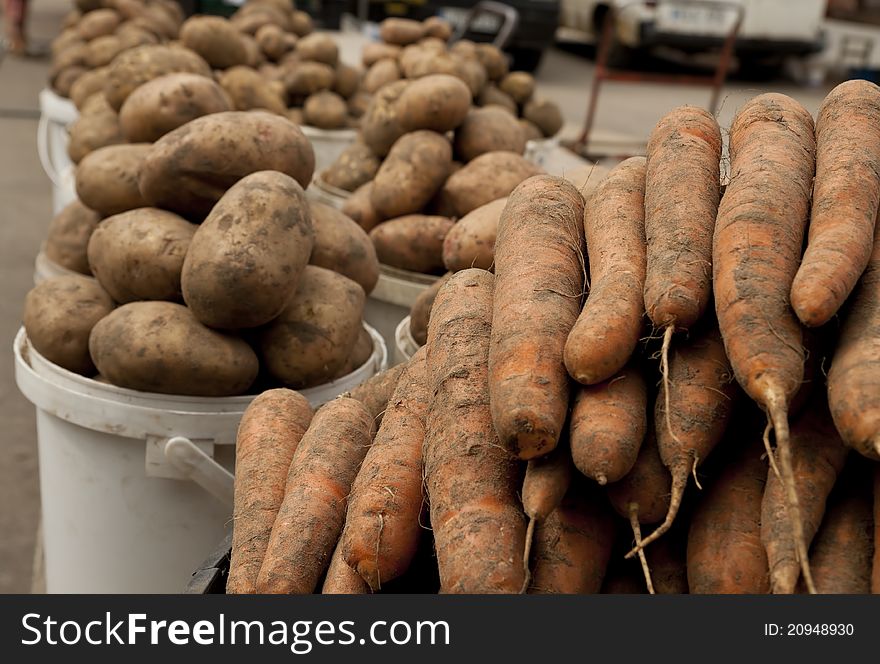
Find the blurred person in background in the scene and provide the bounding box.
[3,0,29,55]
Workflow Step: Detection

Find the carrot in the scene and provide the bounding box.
[606,429,671,593]
[527,481,615,594]
[827,222,880,460]
[425,268,526,593]
[564,156,647,386]
[489,175,586,460]
[345,362,406,427]
[802,460,873,594]
[761,399,849,594]
[687,435,770,594]
[629,323,737,556]
[872,466,880,594]
[646,526,688,594]
[341,346,429,590]
[713,92,816,592]
[256,397,375,594]
[644,107,722,452]
[521,443,574,592]
[227,389,313,594]
[569,363,647,485]
[791,80,880,327]
[322,541,370,594]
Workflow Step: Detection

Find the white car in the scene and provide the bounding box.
[559,0,825,62]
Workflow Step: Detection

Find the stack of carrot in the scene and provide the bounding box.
[226,80,880,595]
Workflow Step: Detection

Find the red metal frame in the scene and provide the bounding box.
[573,0,744,159]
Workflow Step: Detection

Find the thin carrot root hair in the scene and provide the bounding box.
[659,325,681,446]
[521,517,536,594]
[767,388,816,595]
[629,503,655,594]
[625,466,686,559]
[762,421,782,479]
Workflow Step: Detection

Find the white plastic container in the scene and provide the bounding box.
[13,324,386,593]
[365,264,438,364]
[33,248,87,284]
[301,125,357,184]
[38,89,78,213]
[394,316,421,365]
[306,175,351,210]
[525,137,561,171]
[52,166,78,216]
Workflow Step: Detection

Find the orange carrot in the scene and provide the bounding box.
[827,222,880,460]
[256,397,375,594]
[528,481,615,594]
[687,436,770,594]
[425,268,526,593]
[803,460,873,594]
[713,92,816,592]
[630,323,737,556]
[345,362,406,428]
[569,363,647,485]
[227,389,313,594]
[489,175,586,460]
[791,80,880,327]
[341,346,429,590]
[322,541,370,594]
[564,157,647,385]
[521,443,574,591]
[761,399,849,594]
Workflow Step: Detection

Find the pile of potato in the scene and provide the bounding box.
[28,104,381,397]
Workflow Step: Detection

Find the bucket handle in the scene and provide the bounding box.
[37,113,64,187]
[163,436,234,507]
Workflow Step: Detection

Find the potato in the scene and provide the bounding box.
[369,214,454,274]
[89,301,259,395]
[85,35,124,68]
[333,62,361,99]
[454,106,526,162]
[321,141,380,192]
[379,17,425,46]
[181,171,314,329]
[284,60,335,97]
[52,66,86,97]
[454,56,487,97]
[78,8,121,40]
[255,23,293,61]
[139,111,314,219]
[247,0,294,18]
[290,10,314,37]
[478,83,516,114]
[449,39,478,59]
[115,21,159,50]
[442,196,506,272]
[343,182,382,232]
[295,32,338,66]
[44,200,101,275]
[442,150,542,216]
[70,67,110,109]
[219,66,286,114]
[523,97,564,137]
[422,16,452,41]
[409,272,450,345]
[74,0,103,12]
[24,275,114,375]
[129,9,177,41]
[499,71,535,104]
[75,143,151,216]
[363,58,401,94]
[52,40,88,73]
[347,91,371,119]
[260,266,365,388]
[397,74,471,133]
[87,208,196,303]
[403,50,458,79]
[286,107,304,125]
[371,130,452,219]
[519,118,543,142]
[335,325,374,377]
[180,16,248,69]
[52,28,83,57]
[308,201,379,293]
[232,5,290,34]
[63,9,81,29]
[361,79,409,157]
[104,45,212,110]
[68,95,125,163]
[119,73,232,143]
[476,44,508,81]
[303,90,348,129]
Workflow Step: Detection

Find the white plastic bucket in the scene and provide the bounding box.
[38,89,77,194]
[306,175,350,210]
[301,125,357,184]
[51,165,78,216]
[394,315,421,365]
[13,324,386,593]
[365,264,438,365]
[524,137,561,171]
[33,248,88,284]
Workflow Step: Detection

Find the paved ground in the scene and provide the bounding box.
[0,1,835,593]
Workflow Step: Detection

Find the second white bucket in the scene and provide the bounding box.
[301,125,357,185]
[394,315,421,365]
[13,325,386,593]
[365,265,438,365]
